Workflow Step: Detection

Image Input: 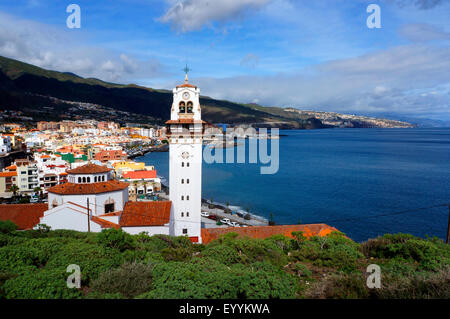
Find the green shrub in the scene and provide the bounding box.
[361,234,450,271]
[89,262,153,299]
[97,228,135,252]
[3,268,83,299]
[291,233,363,272]
[45,242,123,285]
[138,258,297,299]
[0,221,17,234]
[373,267,450,299]
[293,263,312,279]
[161,247,193,262]
[305,272,369,299]
[205,233,288,267]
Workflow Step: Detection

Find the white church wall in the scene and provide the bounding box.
[39,205,103,232]
[48,189,127,216]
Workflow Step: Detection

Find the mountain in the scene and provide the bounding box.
[0,55,413,129]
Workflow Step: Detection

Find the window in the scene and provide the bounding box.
[181,179,184,184]
[182,162,184,167]
[87,177,90,183]
[181,212,184,217]
[187,101,193,113]
[82,177,86,183]
[186,195,190,200]
[181,195,184,200]
[104,203,115,214]
[186,212,189,217]
[187,179,190,184]
[78,177,81,183]
[187,162,190,167]
[94,176,97,182]
[179,101,186,113]
[182,228,188,234]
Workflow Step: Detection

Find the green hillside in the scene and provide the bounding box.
[0,55,317,127]
[0,221,449,299]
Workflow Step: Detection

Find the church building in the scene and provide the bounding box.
[166,71,205,243]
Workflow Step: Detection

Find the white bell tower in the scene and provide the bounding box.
[167,67,205,243]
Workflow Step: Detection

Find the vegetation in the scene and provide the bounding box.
[0,221,448,299]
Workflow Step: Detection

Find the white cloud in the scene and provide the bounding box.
[240,53,259,68]
[0,12,165,83]
[159,0,271,32]
[193,44,450,119]
[399,23,450,42]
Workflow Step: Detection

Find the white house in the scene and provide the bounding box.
[39,162,172,235]
[0,136,11,155]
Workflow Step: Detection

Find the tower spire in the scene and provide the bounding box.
[183,64,191,84]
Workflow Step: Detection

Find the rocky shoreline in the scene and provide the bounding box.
[158,185,268,227]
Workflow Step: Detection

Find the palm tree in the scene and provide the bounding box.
[9,185,19,197]
[269,212,275,226]
[33,186,43,199]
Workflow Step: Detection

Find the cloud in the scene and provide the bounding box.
[0,11,165,83]
[159,0,271,32]
[193,44,450,120]
[387,0,445,10]
[399,23,450,42]
[240,53,259,68]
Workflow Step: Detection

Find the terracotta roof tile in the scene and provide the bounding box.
[0,204,48,230]
[176,83,197,88]
[201,224,339,244]
[123,170,157,179]
[165,119,206,125]
[0,171,17,177]
[119,201,171,227]
[91,216,121,229]
[48,180,129,195]
[66,163,112,175]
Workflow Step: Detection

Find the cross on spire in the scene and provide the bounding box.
[183,64,191,83]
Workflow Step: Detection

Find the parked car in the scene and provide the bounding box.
[220,218,231,225]
[201,211,210,217]
[229,221,240,227]
[208,215,218,220]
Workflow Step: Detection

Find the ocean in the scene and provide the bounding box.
[137,128,450,242]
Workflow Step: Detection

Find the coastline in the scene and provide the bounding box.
[158,183,268,227]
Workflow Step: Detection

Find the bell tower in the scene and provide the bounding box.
[166,67,205,243]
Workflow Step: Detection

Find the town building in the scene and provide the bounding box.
[94,150,128,162]
[0,136,12,155]
[121,169,161,200]
[15,159,39,195]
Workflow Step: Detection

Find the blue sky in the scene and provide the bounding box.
[0,0,449,120]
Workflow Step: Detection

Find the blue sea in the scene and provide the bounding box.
[138,128,450,242]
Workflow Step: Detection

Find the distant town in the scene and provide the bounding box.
[0,114,166,202]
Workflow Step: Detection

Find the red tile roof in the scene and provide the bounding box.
[91,216,120,229]
[176,83,197,88]
[0,171,17,177]
[201,224,339,244]
[123,170,157,179]
[48,180,129,195]
[0,204,48,230]
[66,163,112,175]
[119,201,171,227]
[165,119,206,125]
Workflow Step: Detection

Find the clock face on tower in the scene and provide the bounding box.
[181,151,190,159]
[183,92,190,100]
